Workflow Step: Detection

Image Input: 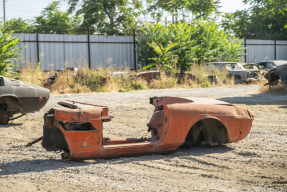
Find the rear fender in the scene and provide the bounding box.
[184,117,229,146]
[0,95,23,114]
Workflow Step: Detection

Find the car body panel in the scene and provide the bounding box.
[208,62,263,83]
[41,97,254,160]
[257,60,287,71]
[264,64,287,86]
[0,76,50,117]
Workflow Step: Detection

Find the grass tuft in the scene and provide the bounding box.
[259,82,287,95]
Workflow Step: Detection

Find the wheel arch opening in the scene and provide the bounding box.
[182,118,229,148]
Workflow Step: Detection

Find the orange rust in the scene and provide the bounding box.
[42,98,254,160]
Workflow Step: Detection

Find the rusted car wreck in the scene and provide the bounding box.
[264,64,287,86]
[35,97,254,160]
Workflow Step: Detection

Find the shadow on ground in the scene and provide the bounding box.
[0,123,23,128]
[219,94,287,106]
[0,146,234,176]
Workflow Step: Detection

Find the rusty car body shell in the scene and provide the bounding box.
[208,62,264,83]
[133,71,161,83]
[264,64,287,86]
[41,97,254,160]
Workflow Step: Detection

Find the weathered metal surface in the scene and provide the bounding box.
[11,33,141,70]
[209,62,264,83]
[133,71,161,83]
[41,97,254,160]
[0,76,50,124]
[26,136,43,147]
[264,64,287,86]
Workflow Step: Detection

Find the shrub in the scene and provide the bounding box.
[0,23,24,76]
[137,20,244,72]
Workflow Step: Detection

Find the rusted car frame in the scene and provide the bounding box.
[36,97,254,160]
[264,64,287,86]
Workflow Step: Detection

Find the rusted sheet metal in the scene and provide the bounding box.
[264,64,287,86]
[40,97,254,160]
[133,71,160,83]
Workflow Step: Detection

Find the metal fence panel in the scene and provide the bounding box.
[10,33,287,70]
[246,39,275,63]
[90,35,134,69]
[11,33,38,68]
[276,40,287,60]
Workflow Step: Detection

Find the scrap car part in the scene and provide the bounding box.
[264,64,287,86]
[0,76,50,125]
[39,97,254,160]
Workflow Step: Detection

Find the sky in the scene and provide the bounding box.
[0,0,251,22]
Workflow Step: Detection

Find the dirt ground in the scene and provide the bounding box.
[0,85,287,192]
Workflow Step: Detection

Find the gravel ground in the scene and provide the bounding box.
[0,85,287,192]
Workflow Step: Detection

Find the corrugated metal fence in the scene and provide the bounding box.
[12,33,140,70]
[244,39,287,63]
[11,33,287,70]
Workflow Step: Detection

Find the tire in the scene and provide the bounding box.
[234,77,241,84]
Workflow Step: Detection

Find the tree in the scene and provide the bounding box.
[65,0,140,35]
[4,18,34,33]
[145,41,178,71]
[137,21,245,71]
[221,0,287,39]
[148,0,221,22]
[0,23,23,76]
[34,1,82,34]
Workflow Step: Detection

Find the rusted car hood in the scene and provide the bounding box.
[51,101,109,122]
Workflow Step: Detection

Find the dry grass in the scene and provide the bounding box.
[149,73,178,89]
[259,82,287,95]
[18,63,49,86]
[15,62,239,94]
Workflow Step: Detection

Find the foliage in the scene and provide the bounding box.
[65,0,140,35]
[149,0,221,21]
[221,0,287,39]
[137,21,245,71]
[34,1,83,34]
[4,18,34,33]
[145,41,178,71]
[0,24,23,76]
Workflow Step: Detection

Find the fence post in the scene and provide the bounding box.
[244,34,247,63]
[36,26,40,64]
[87,27,91,69]
[133,29,137,70]
[274,38,277,60]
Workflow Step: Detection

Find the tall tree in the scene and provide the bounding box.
[65,0,140,35]
[148,0,221,22]
[221,0,287,39]
[34,1,82,34]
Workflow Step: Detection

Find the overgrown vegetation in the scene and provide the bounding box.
[0,23,24,77]
[137,21,245,72]
[17,63,232,94]
[259,82,287,95]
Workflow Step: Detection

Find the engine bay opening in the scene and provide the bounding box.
[102,108,164,146]
[59,121,96,131]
